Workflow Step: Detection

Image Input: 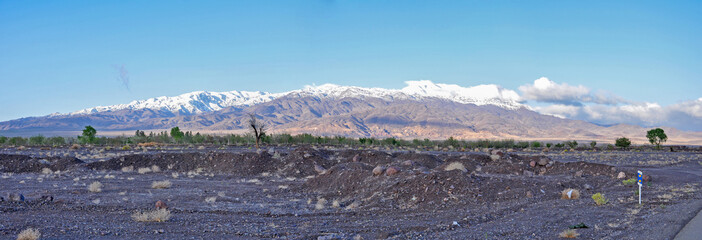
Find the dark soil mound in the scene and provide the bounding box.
[0,154,83,173]
[87,152,279,176]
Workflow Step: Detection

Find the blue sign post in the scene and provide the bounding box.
[637,170,643,205]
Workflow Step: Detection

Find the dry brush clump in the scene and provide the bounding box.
[151,180,172,189]
[561,188,580,199]
[559,229,579,238]
[16,228,41,240]
[137,167,152,174]
[132,209,171,222]
[444,162,467,172]
[88,181,103,193]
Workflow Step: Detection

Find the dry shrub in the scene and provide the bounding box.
[132,209,171,222]
[315,198,327,210]
[561,188,580,199]
[70,144,81,150]
[205,196,217,203]
[137,167,152,174]
[137,142,160,147]
[151,165,161,172]
[444,162,467,172]
[559,229,579,238]
[41,168,53,174]
[16,228,41,240]
[121,166,134,172]
[151,180,172,189]
[88,181,103,193]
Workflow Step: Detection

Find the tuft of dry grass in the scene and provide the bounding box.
[16,228,41,240]
[205,196,217,203]
[444,162,467,172]
[88,181,103,193]
[137,167,152,174]
[559,229,579,238]
[132,209,171,222]
[151,165,161,172]
[137,142,160,147]
[151,180,172,189]
[121,166,134,172]
[561,188,580,199]
[41,168,53,175]
[315,198,327,210]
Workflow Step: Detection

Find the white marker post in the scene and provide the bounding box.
[637,170,643,205]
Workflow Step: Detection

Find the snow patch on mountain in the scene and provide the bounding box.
[66,80,524,116]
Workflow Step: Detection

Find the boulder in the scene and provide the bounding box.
[617,172,626,179]
[372,166,385,176]
[385,167,399,176]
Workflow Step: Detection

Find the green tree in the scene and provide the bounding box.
[0,136,7,145]
[646,128,668,150]
[170,127,185,143]
[79,125,97,144]
[590,141,597,149]
[8,136,26,146]
[29,135,46,145]
[615,137,631,149]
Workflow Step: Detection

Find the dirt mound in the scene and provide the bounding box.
[87,152,279,176]
[392,152,444,169]
[0,154,83,173]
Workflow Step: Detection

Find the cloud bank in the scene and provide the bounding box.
[521,78,702,131]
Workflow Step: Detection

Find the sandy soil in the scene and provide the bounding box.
[1,146,701,239]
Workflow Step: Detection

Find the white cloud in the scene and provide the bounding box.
[518,77,626,105]
[531,100,702,131]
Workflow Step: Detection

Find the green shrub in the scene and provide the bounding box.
[590,141,597,148]
[29,135,45,145]
[531,141,542,148]
[592,193,608,206]
[615,137,631,149]
[0,136,7,144]
[622,178,636,185]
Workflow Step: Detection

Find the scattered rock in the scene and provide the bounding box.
[574,170,584,178]
[155,200,168,209]
[538,158,549,166]
[352,154,361,162]
[402,160,414,166]
[617,172,626,179]
[8,193,24,202]
[583,184,593,190]
[385,167,399,176]
[523,170,534,177]
[529,161,536,167]
[314,164,327,174]
[490,154,501,161]
[526,191,534,198]
[372,166,385,176]
[538,168,547,175]
[318,233,345,240]
[642,174,652,182]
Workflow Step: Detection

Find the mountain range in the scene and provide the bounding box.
[2,80,701,145]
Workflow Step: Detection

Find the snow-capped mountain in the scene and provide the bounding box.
[69,90,284,116]
[65,80,523,117]
[5,80,700,144]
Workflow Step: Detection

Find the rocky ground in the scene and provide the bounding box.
[1,145,701,239]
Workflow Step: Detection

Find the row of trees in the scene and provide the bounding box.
[0,124,670,150]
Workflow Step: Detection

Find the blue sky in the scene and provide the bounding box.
[1,1,701,128]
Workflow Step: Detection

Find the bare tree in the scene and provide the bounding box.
[248,113,265,149]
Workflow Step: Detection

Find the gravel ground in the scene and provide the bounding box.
[1,146,700,239]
